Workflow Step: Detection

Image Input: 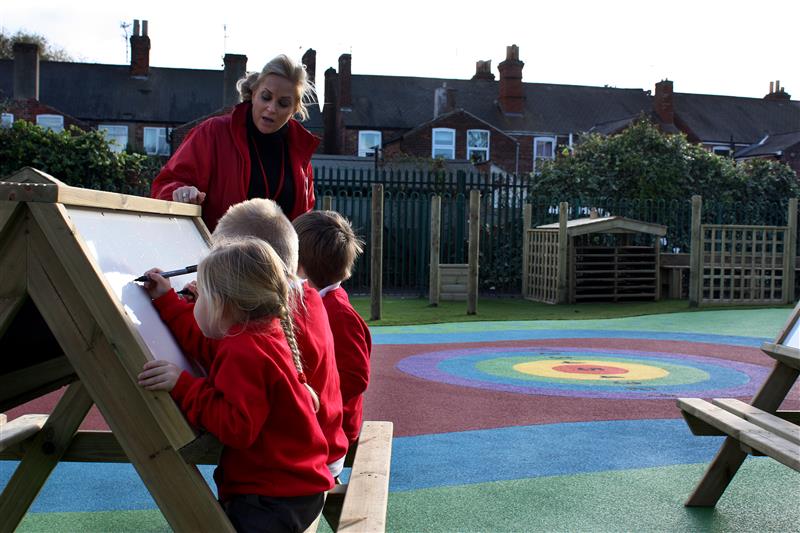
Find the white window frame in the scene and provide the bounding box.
[36,114,64,133]
[432,127,456,159]
[144,126,171,156]
[466,129,490,162]
[98,124,129,154]
[1,113,13,128]
[533,136,557,173]
[358,130,382,157]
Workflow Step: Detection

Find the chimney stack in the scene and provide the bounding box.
[764,79,791,101]
[434,82,457,118]
[223,53,247,107]
[302,48,316,87]
[130,19,151,78]
[654,79,674,125]
[497,45,525,114]
[13,42,40,100]
[472,60,495,81]
[338,53,351,108]
[323,67,342,154]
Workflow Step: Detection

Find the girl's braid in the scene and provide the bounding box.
[280,312,320,412]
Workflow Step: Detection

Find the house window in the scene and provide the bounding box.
[467,129,490,162]
[712,146,732,157]
[144,127,171,156]
[432,128,456,159]
[533,136,556,173]
[99,125,129,154]
[358,130,382,157]
[1,113,13,128]
[36,114,64,133]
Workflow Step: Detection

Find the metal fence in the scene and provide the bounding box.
[314,167,798,297]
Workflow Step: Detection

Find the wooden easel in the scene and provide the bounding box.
[0,168,234,531]
[677,300,800,506]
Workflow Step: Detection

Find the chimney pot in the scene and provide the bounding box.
[302,48,316,87]
[130,18,151,78]
[223,53,248,107]
[12,42,40,100]
[769,81,774,94]
[472,59,495,81]
[497,45,525,114]
[434,82,457,118]
[142,20,148,37]
[654,79,674,125]
[338,53,352,108]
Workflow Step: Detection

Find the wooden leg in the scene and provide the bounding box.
[26,226,234,532]
[685,362,799,506]
[684,436,747,506]
[0,381,93,531]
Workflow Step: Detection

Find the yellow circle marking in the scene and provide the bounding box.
[513,359,669,381]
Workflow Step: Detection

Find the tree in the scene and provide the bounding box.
[531,118,800,205]
[0,120,156,195]
[0,28,73,61]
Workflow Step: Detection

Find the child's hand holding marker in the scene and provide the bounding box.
[139,268,172,300]
[135,265,197,299]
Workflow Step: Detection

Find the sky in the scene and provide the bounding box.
[3,0,799,104]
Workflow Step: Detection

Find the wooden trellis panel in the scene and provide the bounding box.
[525,229,559,304]
[700,224,786,304]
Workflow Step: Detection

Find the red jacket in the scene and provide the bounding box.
[322,287,371,445]
[151,102,319,231]
[154,290,333,500]
[293,283,349,464]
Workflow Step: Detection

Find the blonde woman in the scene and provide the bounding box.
[151,54,319,231]
[138,238,332,532]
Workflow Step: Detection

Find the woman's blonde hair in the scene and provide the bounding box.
[198,237,319,410]
[237,54,317,121]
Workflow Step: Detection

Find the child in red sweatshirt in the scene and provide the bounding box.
[138,238,333,532]
[293,210,371,448]
[213,199,348,476]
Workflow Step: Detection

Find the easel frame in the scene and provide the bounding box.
[0,167,233,531]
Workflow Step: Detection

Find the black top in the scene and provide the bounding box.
[246,110,295,216]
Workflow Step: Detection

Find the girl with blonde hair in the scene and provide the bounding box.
[138,237,332,532]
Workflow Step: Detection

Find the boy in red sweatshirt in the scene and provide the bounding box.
[293,210,371,448]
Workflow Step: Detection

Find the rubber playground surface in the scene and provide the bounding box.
[4,308,800,532]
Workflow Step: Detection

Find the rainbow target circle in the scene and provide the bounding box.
[397,345,768,399]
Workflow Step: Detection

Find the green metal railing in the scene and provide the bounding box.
[314,167,797,296]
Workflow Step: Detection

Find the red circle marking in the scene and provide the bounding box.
[552,364,629,375]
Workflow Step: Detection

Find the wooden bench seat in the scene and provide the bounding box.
[315,420,393,533]
[1,416,393,533]
[0,414,48,452]
[677,398,800,472]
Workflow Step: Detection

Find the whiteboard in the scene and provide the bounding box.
[66,207,209,375]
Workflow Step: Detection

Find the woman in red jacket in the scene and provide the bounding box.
[151,54,319,231]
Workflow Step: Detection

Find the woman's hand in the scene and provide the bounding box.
[141,268,172,300]
[138,360,181,392]
[172,186,206,205]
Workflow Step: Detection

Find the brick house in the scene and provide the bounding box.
[321,45,800,175]
[734,130,800,175]
[0,20,243,157]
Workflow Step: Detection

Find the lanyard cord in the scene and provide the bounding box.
[249,134,286,200]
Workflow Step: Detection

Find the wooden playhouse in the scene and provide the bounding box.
[523,208,667,304]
